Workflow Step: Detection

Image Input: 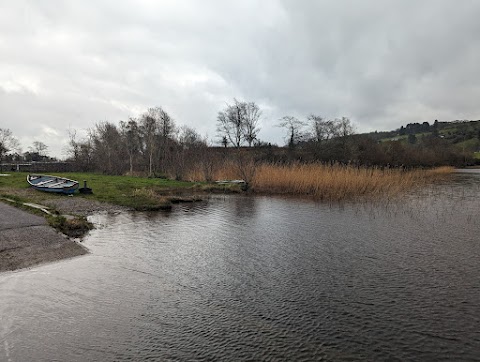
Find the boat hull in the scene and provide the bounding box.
[27,174,79,195]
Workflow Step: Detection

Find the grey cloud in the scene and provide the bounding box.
[1,1,480,156]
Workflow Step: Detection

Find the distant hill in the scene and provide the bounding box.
[365,120,480,159]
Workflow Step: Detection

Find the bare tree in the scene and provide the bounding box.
[243,102,261,147]
[0,128,20,169]
[217,99,245,148]
[66,129,95,170]
[308,115,339,143]
[216,99,262,148]
[337,117,355,161]
[140,110,159,177]
[91,122,125,174]
[305,115,355,161]
[79,132,95,171]
[31,141,48,159]
[157,108,176,140]
[67,129,80,162]
[157,107,176,174]
[278,116,307,148]
[338,117,354,138]
[171,126,207,180]
[120,118,141,175]
[178,126,203,148]
[139,107,176,176]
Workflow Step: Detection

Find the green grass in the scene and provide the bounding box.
[0,172,230,210]
[0,173,31,189]
[379,134,409,142]
[379,133,431,143]
[455,138,480,150]
[63,172,199,209]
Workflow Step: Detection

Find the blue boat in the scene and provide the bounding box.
[27,174,79,195]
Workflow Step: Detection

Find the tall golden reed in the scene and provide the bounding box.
[189,162,454,201]
[252,163,453,201]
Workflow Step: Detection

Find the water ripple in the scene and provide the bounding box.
[1,173,480,361]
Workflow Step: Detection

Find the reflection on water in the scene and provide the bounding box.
[1,171,479,361]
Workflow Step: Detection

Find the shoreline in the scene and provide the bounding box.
[0,201,88,273]
[0,168,461,272]
[0,188,210,273]
[0,193,209,273]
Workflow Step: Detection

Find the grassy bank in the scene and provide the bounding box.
[0,172,239,211]
[0,166,455,208]
[0,173,212,236]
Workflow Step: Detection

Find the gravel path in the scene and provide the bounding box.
[1,188,130,216]
[43,197,130,216]
[0,188,131,271]
[0,201,87,272]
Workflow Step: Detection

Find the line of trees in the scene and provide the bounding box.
[0,128,55,166]
[2,100,476,177]
[2,101,360,176]
[275,115,357,163]
[67,106,216,179]
[271,114,472,166]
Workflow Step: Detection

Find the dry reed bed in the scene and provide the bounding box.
[252,164,453,201]
[190,163,454,201]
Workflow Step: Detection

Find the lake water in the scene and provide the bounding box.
[1,171,479,361]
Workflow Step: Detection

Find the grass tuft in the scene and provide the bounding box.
[47,215,94,238]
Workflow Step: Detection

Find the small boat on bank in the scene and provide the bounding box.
[214,179,246,185]
[27,174,79,195]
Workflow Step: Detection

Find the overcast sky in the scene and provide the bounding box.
[1,0,480,158]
